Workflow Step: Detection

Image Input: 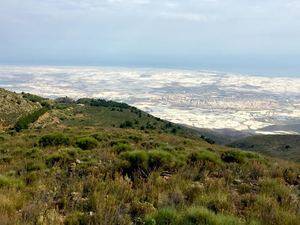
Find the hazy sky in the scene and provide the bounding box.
[1,0,300,75]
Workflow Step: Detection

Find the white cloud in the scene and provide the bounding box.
[159,11,209,22]
[1,0,300,65]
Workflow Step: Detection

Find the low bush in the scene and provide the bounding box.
[25,161,45,172]
[120,150,184,177]
[221,150,259,164]
[188,150,222,165]
[283,168,299,185]
[251,194,299,225]
[0,136,5,142]
[91,133,108,142]
[196,191,233,214]
[145,208,178,225]
[22,92,47,103]
[23,172,39,185]
[259,178,292,206]
[148,150,179,170]
[120,120,134,128]
[120,150,149,176]
[184,183,205,204]
[0,155,12,163]
[39,133,70,147]
[45,153,71,167]
[130,201,156,219]
[76,137,98,150]
[114,143,132,154]
[64,211,89,225]
[128,135,142,143]
[180,207,243,225]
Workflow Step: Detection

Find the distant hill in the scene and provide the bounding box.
[257,123,300,134]
[228,134,300,162]
[190,127,251,145]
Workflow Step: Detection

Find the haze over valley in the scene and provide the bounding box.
[1,66,299,135]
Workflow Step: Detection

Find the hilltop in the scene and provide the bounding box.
[0,89,299,225]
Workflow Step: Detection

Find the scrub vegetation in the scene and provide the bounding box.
[0,89,299,225]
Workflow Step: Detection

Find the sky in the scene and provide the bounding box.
[1,0,300,76]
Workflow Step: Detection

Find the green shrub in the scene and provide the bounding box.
[180,207,243,225]
[146,208,178,225]
[23,172,39,185]
[200,135,216,144]
[120,150,184,177]
[195,192,232,214]
[128,135,142,143]
[64,211,89,225]
[25,161,45,172]
[22,92,47,103]
[259,178,292,206]
[120,120,134,128]
[130,201,156,219]
[0,154,12,163]
[110,139,129,147]
[0,135,5,142]
[221,151,243,163]
[148,150,176,170]
[185,183,205,204]
[252,195,299,225]
[14,107,48,132]
[25,148,42,159]
[78,98,131,110]
[0,175,24,188]
[283,168,299,185]
[114,143,132,154]
[39,133,70,147]
[45,153,70,167]
[120,150,149,175]
[221,150,259,164]
[188,150,222,165]
[91,133,108,142]
[76,137,98,150]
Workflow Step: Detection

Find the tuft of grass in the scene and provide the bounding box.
[251,194,300,225]
[259,178,292,207]
[146,207,244,225]
[25,161,45,172]
[0,175,24,189]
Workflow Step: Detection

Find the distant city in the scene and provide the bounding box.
[1,66,300,134]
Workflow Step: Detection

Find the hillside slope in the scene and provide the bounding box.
[228,135,300,162]
[0,89,299,225]
[0,88,41,130]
